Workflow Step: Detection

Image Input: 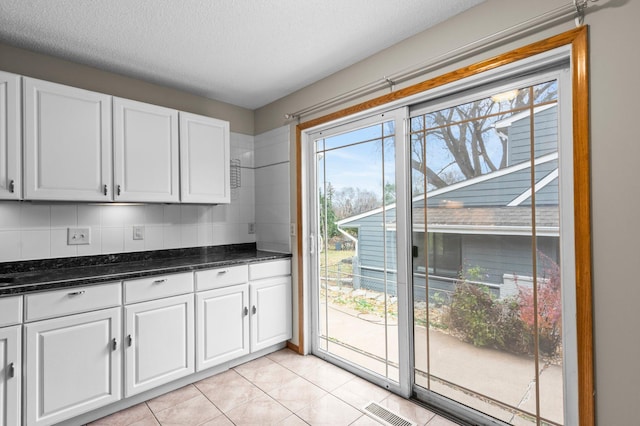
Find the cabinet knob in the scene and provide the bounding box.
[243,307,249,316]
[128,334,133,347]
[252,305,257,315]
[8,362,14,378]
[9,180,14,193]
[112,338,117,351]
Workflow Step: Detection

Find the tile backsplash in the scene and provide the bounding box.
[0,132,259,262]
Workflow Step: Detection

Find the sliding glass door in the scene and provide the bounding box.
[306,54,578,425]
[410,69,573,425]
[310,109,409,394]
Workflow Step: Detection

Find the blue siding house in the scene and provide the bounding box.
[336,105,560,300]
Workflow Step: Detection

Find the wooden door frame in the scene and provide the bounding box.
[294,26,592,425]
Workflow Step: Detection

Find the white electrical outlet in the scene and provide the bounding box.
[133,225,145,240]
[67,227,91,245]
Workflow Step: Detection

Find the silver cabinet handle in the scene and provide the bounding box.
[103,184,108,196]
[218,269,229,274]
[152,279,167,285]
[8,362,14,378]
[112,338,117,351]
[252,305,257,315]
[117,184,121,196]
[243,307,249,316]
[68,290,85,296]
[128,334,133,347]
[9,180,14,193]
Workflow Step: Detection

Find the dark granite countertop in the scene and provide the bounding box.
[0,243,291,296]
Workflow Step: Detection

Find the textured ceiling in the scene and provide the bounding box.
[0,0,484,109]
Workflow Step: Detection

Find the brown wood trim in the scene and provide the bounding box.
[299,27,585,131]
[295,26,593,424]
[286,340,300,354]
[571,27,595,426]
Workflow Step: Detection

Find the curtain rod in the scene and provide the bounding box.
[284,0,597,121]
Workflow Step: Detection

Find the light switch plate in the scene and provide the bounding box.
[67,227,91,245]
[133,225,145,240]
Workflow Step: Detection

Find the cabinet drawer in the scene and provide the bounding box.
[249,259,291,280]
[124,272,193,304]
[0,295,23,326]
[25,282,121,322]
[195,265,248,291]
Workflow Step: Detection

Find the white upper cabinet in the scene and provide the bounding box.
[113,97,179,203]
[23,78,112,201]
[0,71,21,200]
[179,112,230,203]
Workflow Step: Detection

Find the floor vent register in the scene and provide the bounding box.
[362,401,416,426]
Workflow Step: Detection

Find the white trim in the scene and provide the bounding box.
[406,224,559,237]
[507,168,559,206]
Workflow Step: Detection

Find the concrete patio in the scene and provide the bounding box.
[321,302,564,425]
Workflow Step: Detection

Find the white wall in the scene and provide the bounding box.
[254,126,291,253]
[0,132,256,261]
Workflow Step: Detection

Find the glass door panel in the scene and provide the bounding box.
[411,79,566,425]
[314,117,400,383]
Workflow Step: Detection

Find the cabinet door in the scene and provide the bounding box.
[196,284,249,371]
[23,78,112,201]
[0,71,21,200]
[24,307,121,426]
[179,112,230,203]
[124,293,194,397]
[0,325,20,426]
[113,97,179,202]
[250,277,292,352]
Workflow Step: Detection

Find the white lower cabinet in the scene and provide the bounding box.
[124,293,195,397]
[250,276,292,352]
[0,325,20,426]
[196,284,250,371]
[196,260,292,371]
[24,307,122,426]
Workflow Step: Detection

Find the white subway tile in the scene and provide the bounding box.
[163,205,181,225]
[163,225,181,249]
[51,205,78,228]
[122,205,146,226]
[0,203,21,230]
[21,204,51,229]
[145,205,165,225]
[180,224,198,247]
[51,229,78,258]
[77,228,101,256]
[197,223,214,246]
[101,205,126,227]
[78,205,101,227]
[180,205,198,225]
[21,229,51,260]
[0,230,20,261]
[101,227,124,254]
[144,226,164,250]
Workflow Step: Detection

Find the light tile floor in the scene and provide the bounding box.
[88,348,459,426]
